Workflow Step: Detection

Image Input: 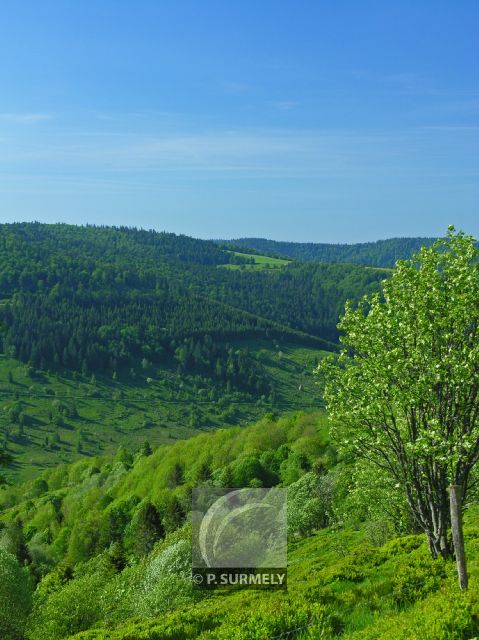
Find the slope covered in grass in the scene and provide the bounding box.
[0,341,327,482]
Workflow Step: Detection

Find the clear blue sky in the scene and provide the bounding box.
[0,1,477,242]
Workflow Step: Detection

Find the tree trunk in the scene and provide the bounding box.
[449,485,468,590]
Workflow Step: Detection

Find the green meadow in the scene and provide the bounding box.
[220,250,292,270]
[0,340,326,483]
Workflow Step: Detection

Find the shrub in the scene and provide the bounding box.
[288,472,329,537]
[381,535,424,557]
[213,599,332,640]
[144,540,191,585]
[28,571,105,640]
[392,555,447,606]
[0,548,32,640]
[350,580,479,640]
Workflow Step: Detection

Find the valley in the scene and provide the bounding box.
[1,224,478,640]
[0,222,384,480]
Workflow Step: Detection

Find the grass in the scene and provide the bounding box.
[0,340,327,483]
[220,251,291,270]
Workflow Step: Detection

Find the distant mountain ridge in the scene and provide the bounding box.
[216,237,438,267]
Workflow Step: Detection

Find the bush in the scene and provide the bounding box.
[27,570,105,640]
[145,540,191,585]
[288,472,330,537]
[137,575,199,619]
[214,599,332,640]
[350,580,479,640]
[381,535,424,557]
[0,548,32,640]
[392,555,447,606]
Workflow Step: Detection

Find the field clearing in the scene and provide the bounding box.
[220,250,292,270]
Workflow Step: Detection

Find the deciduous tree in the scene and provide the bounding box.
[318,229,479,587]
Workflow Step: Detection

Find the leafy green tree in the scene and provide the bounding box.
[0,518,30,564]
[67,519,99,564]
[115,445,133,468]
[232,456,266,487]
[287,472,328,537]
[107,541,127,572]
[28,478,49,498]
[0,548,32,640]
[319,229,479,564]
[279,452,311,484]
[28,570,104,640]
[215,464,235,487]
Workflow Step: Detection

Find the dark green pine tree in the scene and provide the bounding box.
[169,462,184,488]
[3,518,31,565]
[140,440,153,457]
[164,496,186,533]
[196,460,212,483]
[128,502,164,557]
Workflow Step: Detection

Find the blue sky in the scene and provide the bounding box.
[0,1,478,242]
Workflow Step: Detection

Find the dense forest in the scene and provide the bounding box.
[218,237,438,267]
[0,223,385,389]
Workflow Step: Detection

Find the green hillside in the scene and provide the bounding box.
[0,341,327,483]
[0,412,477,640]
[220,250,292,270]
[0,223,386,364]
[2,225,477,640]
[218,237,438,267]
[0,222,387,479]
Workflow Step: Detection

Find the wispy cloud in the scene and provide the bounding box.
[0,118,477,191]
[0,113,52,124]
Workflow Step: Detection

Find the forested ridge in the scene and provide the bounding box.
[218,236,438,267]
[0,223,385,387]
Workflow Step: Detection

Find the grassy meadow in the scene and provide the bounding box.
[0,340,326,483]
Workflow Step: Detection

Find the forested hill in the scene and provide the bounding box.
[0,223,385,386]
[218,236,437,267]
